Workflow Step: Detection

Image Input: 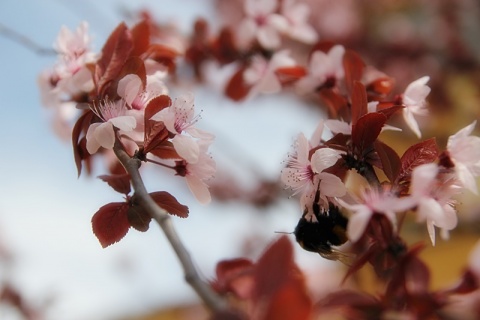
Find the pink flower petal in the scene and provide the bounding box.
[311,148,341,173]
[117,74,142,107]
[109,115,136,132]
[86,122,102,154]
[186,175,211,205]
[172,135,200,163]
[94,122,116,150]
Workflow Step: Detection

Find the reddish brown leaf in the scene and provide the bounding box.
[144,44,179,73]
[98,174,131,195]
[143,96,172,155]
[263,279,312,320]
[319,289,382,317]
[144,95,172,121]
[149,141,181,159]
[127,203,152,232]
[343,50,365,96]
[376,104,404,120]
[213,258,254,298]
[150,191,189,218]
[115,56,147,93]
[92,202,130,248]
[374,140,401,183]
[275,66,307,85]
[351,81,368,126]
[397,138,439,182]
[319,88,348,118]
[253,236,312,319]
[352,113,387,157]
[94,22,133,97]
[130,20,150,57]
[225,67,251,101]
[72,111,94,177]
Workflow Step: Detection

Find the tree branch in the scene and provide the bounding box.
[0,23,56,55]
[113,141,228,313]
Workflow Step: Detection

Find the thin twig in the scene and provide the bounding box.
[0,23,56,55]
[113,141,228,313]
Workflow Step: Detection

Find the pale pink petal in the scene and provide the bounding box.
[237,19,257,49]
[117,74,143,106]
[311,148,341,173]
[257,25,282,49]
[404,76,430,105]
[266,14,289,32]
[172,135,200,163]
[411,163,438,197]
[310,120,325,147]
[318,173,346,198]
[94,122,116,150]
[186,175,211,205]
[246,0,277,16]
[426,220,436,246]
[448,121,476,146]
[186,127,215,141]
[455,162,478,194]
[296,133,309,164]
[402,108,422,138]
[347,207,372,242]
[325,119,351,135]
[109,115,136,132]
[86,122,102,154]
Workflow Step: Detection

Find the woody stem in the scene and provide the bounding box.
[113,140,228,313]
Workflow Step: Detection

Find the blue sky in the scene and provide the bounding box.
[0,1,333,319]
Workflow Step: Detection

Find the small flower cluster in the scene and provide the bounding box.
[38,1,480,318]
[39,21,216,208]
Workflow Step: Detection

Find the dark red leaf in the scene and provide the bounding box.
[142,96,172,155]
[149,191,189,218]
[351,81,368,126]
[352,113,387,157]
[376,104,404,120]
[92,202,130,248]
[144,95,172,121]
[131,20,150,57]
[253,236,312,320]
[127,202,152,232]
[213,258,254,298]
[149,141,181,159]
[397,138,439,183]
[263,279,312,320]
[225,67,251,101]
[319,88,348,118]
[374,140,401,183]
[115,56,147,93]
[343,50,365,96]
[98,174,131,195]
[72,111,94,177]
[275,66,307,85]
[94,22,133,97]
[144,44,179,73]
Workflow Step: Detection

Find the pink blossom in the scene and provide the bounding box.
[86,100,136,154]
[406,163,459,245]
[282,121,345,212]
[337,189,411,242]
[236,0,288,50]
[243,50,296,96]
[117,74,168,111]
[51,21,96,96]
[150,93,214,163]
[446,121,480,194]
[181,140,216,205]
[296,45,345,93]
[281,0,318,44]
[401,76,430,138]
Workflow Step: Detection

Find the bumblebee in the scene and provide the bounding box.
[294,191,349,263]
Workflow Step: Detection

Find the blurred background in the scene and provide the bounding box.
[0,0,479,319]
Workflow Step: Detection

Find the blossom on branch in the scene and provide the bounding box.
[446,121,480,194]
[296,45,345,93]
[404,163,459,245]
[86,100,136,154]
[150,93,214,163]
[401,76,430,138]
[236,0,288,50]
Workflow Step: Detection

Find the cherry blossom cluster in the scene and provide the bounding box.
[37,0,480,318]
[39,20,215,205]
